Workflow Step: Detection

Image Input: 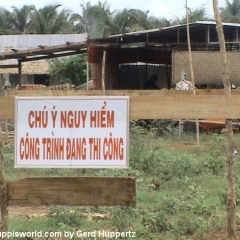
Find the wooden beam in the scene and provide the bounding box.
[7,89,238,96]
[21,49,86,62]
[2,90,240,120]
[17,61,22,90]
[0,65,18,68]
[0,42,86,60]
[7,177,136,207]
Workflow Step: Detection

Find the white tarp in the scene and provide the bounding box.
[175,79,194,90]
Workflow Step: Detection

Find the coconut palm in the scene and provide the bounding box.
[220,0,240,22]
[71,1,171,37]
[70,1,94,35]
[109,9,137,34]
[0,7,14,34]
[28,4,73,34]
[127,9,171,31]
[172,5,210,25]
[85,1,115,37]
[11,5,34,34]
[71,1,116,38]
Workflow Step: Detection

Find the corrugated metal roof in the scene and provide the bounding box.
[194,21,240,27]
[0,34,86,52]
[160,21,240,30]
[108,21,240,38]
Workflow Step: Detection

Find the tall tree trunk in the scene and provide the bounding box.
[212,0,238,238]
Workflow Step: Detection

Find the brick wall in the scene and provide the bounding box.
[172,51,240,85]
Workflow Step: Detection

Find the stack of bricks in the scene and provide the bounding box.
[48,83,73,90]
[15,83,74,90]
[15,84,48,90]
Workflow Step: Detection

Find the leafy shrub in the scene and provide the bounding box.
[160,195,181,215]
[203,155,225,175]
[192,200,219,217]
[173,215,208,237]
[110,207,136,231]
[48,207,82,229]
[141,210,170,233]
[148,120,179,136]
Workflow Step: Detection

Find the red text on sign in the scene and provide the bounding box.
[89,138,101,160]
[42,137,64,160]
[60,111,87,128]
[20,135,40,160]
[90,110,114,128]
[103,136,124,160]
[28,108,48,128]
[66,138,87,160]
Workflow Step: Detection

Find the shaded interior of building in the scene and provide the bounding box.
[7,74,49,88]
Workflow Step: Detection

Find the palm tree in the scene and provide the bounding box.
[127,9,171,31]
[0,7,14,34]
[109,9,136,34]
[71,0,116,38]
[70,1,94,35]
[11,5,34,34]
[71,1,171,38]
[220,0,240,22]
[85,1,115,37]
[173,5,210,25]
[28,4,73,34]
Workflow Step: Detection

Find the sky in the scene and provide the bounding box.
[0,0,227,20]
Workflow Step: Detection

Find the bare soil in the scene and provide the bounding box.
[8,206,48,218]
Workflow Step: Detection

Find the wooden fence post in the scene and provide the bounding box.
[186,0,200,146]
[0,119,8,238]
[212,0,238,238]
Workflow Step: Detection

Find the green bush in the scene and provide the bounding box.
[203,155,225,175]
[141,210,170,233]
[47,207,82,230]
[110,207,136,231]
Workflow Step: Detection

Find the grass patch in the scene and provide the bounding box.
[3,123,240,239]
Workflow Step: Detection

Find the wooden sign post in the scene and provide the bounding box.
[0,121,8,234]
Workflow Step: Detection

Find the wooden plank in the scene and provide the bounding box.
[0,65,18,68]
[2,90,240,119]
[1,89,217,96]
[129,94,240,119]
[0,97,14,120]
[21,49,86,62]
[7,177,136,207]
[7,89,240,97]
[0,42,87,60]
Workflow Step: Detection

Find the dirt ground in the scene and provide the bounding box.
[8,206,48,218]
[169,142,209,150]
